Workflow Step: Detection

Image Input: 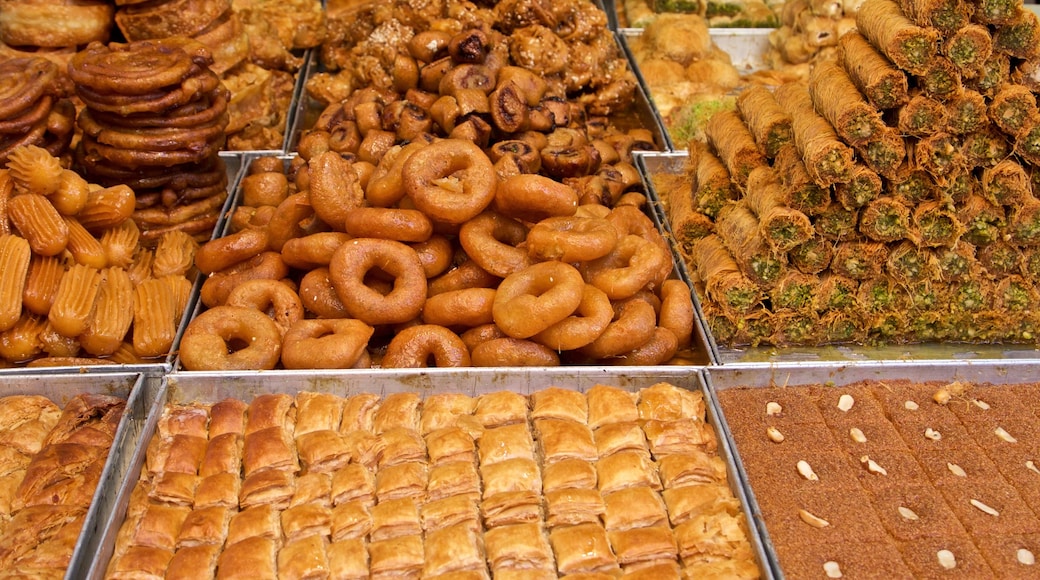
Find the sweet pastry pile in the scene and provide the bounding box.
[0,57,76,166]
[0,144,201,367]
[104,382,760,578]
[718,379,1040,577]
[0,0,113,50]
[619,0,780,28]
[69,38,230,245]
[0,393,126,575]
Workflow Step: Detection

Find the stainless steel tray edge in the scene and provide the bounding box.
[637,151,722,364]
[86,376,168,580]
[68,372,154,579]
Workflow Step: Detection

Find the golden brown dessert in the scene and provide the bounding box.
[106,383,760,578]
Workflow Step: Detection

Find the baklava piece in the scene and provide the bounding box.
[199,432,244,478]
[377,428,426,468]
[165,544,220,580]
[371,392,421,434]
[657,452,727,489]
[530,387,588,424]
[596,450,661,494]
[294,392,344,436]
[593,422,648,458]
[608,525,678,569]
[133,504,191,551]
[637,383,703,422]
[327,538,368,579]
[602,487,668,531]
[427,460,481,501]
[643,419,716,457]
[278,534,330,579]
[420,393,476,435]
[586,385,639,429]
[473,391,528,428]
[375,461,428,502]
[421,493,481,533]
[542,458,598,492]
[244,394,294,436]
[422,522,486,577]
[194,473,241,509]
[367,534,424,578]
[242,426,298,477]
[330,463,375,506]
[425,427,476,466]
[330,500,371,541]
[226,504,280,546]
[217,536,278,579]
[295,430,351,474]
[549,522,619,575]
[290,472,332,508]
[280,502,331,542]
[484,522,555,572]
[107,545,175,579]
[339,393,381,433]
[176,505,232,548]
[662,483,739,527]
[208,399,248,438]
[239,467,295,510]
[545,487,606,527]
[481,457,541,497]
[534,419,597,463]
[477,423,534,467]
[368,497,421,541]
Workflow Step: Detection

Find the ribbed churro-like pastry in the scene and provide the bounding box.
[48,263,102,338]
[132,277,178,358]
[0,235,30,332]
[8,194,68,257]
[80,268,134,357]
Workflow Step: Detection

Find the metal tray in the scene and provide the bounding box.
[705,359,1040,579]
[0,372,152,579]
[220,49,312,158]
[639,151,1040,364]
[89,368,773,579]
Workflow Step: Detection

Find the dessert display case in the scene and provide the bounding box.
[89,369,773,579]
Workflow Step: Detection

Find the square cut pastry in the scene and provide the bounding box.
[810,385,887,425]
[596,450,660,494]
[208,399,248,438]
[330,463,375,507]
[484,522,554,571]
[477,423,535,467]
[530,387,588,424]
[425,427,476,466]
[199,433,243,478]
[242,426,299,477]
[331,500,372,541]
[421,493,481,533]
[327,538,368,579]
[165,544,220,580]
[643,419,716,457]
[341,430,385,470]
[426,571,491,580]
[621,560,682,579]
[375,461,428,502]
[0,447,30,478]
[481,457,542,497]
[295,430,350,474]
[482,490,544,528]
[602,487,668,531]
[755,488,888,547]
[339,393,381,433]
[848,449,929,493]
[161,434,209,475]
[133,504,191,551]
[290,472,332,508]
[913,446,1002,487]
[423,522,486,577]
[938,479,1040,536]
[973,532,1040,578]
[226,504,281,545]
[176,506,232,548]
[542,458,598,492]
[545,487,606,527]
[377,427,427,468]
[368,534,424,578]
[17,510,84,569]
[638,383,703,422]
[492,569,556,580]
[716,387,825,427]
[608,525,678,566]
[239,467,296,510]
[369,497,422,542]
[278,534,330,580]
[586,385,639,429]
[773,540,911,580]
[867,484,968,542]
[473,391,529,427]
[549,522,619,575]
[160,405,210,439]
[420,393,476,435]
[896,535,994,579]
[674,511,753,563]
[594,422,648,458]
[217,535,278,579]
[371,392,421,434]
[194,473,241,509]
[657,452,726,489]
[427,460,481,501]
[294,392,345,437]
[661,483,739,526]
[951,385,1036,423]
[281,503,332,542]
[107,545,175,579]
[741,449,860,496]
[244,394,295,436]
[534,419,597,463]
[149,472,199,506]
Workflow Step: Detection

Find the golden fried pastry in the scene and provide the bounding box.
[114,0,231,41]
[0,0,113,48]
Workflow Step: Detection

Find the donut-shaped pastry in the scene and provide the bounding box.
[225,279,305,337]
[180,305,282,370]
[492,261,584,339]
[281,319,374,369]
[381,324,471,368]
[329,238,427,325]
[403,139,496,224]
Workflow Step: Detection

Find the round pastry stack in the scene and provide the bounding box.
[0,57,76,166]
[69,38,231,245]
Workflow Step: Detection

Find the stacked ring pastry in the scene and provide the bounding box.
[0,393,125,575]
[69,37,230,245]
[103,383,760,578]
[0,57,76,166]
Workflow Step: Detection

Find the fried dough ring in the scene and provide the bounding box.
[329,238,427,325]
[471,337,560,366]
[86,87,229,129]
[579,299,657,359]
[423,287,497,328]
[226,279,305,337]
[281,319,374,369]
[403,139,496,224]
[343,207,433,242]
[531,284,612,351]
[458,211,531,278]
[492,261,584,339]
[179,305,282,370]
[382,324,471,368]
[75,69,220,116]
[526,215,618,262]
[78,108,227,152]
